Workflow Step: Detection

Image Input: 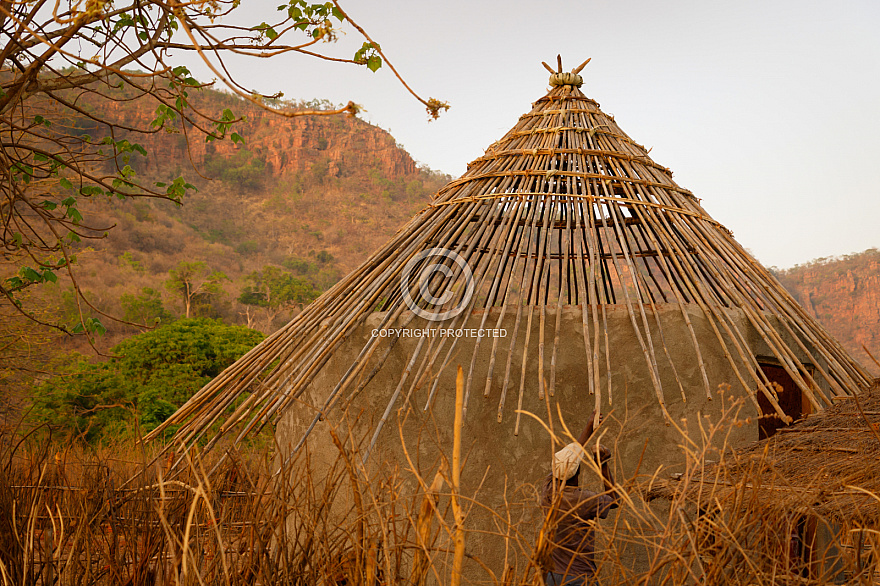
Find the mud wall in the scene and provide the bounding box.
[276,303,830,582]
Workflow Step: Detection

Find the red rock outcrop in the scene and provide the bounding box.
[98,91,416,180]
[776,249,880,374]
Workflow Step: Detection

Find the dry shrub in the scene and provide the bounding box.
[1,394,878,585]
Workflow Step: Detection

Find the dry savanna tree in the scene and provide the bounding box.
[0,0,447,347]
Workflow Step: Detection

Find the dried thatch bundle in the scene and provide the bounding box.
[657,383,880,525]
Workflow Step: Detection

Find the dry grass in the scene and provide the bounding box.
[2,394,879,586]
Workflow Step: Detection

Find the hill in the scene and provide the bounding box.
[774,249,880,374]
[43,87,450,347]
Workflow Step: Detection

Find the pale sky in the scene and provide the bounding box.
[192,0,880,269]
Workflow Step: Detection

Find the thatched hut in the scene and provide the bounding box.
[647,384,880,583]
[149,58,873,579]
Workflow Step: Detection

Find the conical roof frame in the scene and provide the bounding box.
[148,61,872,452]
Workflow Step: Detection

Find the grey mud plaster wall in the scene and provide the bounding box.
[276,304,829,582]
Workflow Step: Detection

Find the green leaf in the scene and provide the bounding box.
[80,185,105,196]
[86,317,107,336]
[151,104,177,128]
[367,55,382,72]
[21,267,42,282]
[60,178,74,190]
[231,132,245,145]
[67,208,83,223]
[42,270,57,283]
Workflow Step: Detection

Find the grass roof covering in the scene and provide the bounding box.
[651,383,880,525]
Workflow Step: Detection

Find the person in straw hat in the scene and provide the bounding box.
[541,411,619,586]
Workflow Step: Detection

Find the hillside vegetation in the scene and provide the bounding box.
[774,249,880,373]
[0,84,448,424]
[39,87,450,347]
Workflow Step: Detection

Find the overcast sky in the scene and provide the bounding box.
[196,0,880,269]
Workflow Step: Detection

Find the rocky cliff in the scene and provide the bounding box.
[775,249,880,374]
[97,90,417,184]
[50,86,450,341]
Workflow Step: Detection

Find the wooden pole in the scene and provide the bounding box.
[451,366,465,586]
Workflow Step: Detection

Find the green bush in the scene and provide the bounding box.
[235,240,260,255]
[205,148,266,190]
[31,319,264,443]
[120,287,174,325]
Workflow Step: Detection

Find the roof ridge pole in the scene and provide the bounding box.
[595,166,672,423]
[515,189,556,434]
[547,191,573,399]
[363,334,430,463]
[497,191,546,425]
[621,193,713,399]
[573,107,608,407]
[419,200,510,411]
[650,209,787,421]
[466,197,530,408]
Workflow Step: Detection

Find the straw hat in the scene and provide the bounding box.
[552,442,585,481]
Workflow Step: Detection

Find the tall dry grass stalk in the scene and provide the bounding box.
[1,393,878,585]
